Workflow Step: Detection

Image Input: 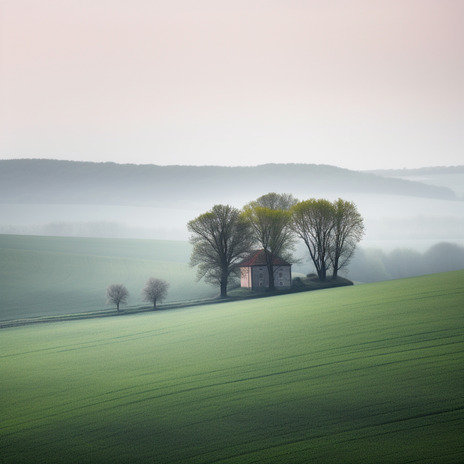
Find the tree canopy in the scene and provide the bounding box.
[292,199,334,281]
[143,277,169,309]
[243,193,297,290]
[106,284,129,312]
[292,198,364,280]
[329,198,365,278]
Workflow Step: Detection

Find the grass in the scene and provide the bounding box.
[1,270,463,463]
[0,234,216,320]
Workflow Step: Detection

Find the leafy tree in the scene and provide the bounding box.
[188,204,254,298]
[291,199,334,281]
[106,284,129,312]
[143,277,169,309]
[243,193,297,290]
[329,198,365,279]
[292,198,365,281]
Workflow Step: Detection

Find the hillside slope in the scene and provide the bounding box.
[1,270,463,463]
[0,234,214,321]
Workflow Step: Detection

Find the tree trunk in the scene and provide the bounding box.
[220,280,228,298]
[267,263,275,291]
[332,266,338,280]
[264,250,275,291]
[153,298,157,309]
[117,302,120,312]
[220,266,228,298]
[268,271,275,290]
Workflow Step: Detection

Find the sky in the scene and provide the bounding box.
[1,0,463,170]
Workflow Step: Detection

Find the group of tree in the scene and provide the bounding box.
[188,193,364,297]
[106,277,169,311]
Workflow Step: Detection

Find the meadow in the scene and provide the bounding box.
[0,234,215,321]
[1,270,463,463]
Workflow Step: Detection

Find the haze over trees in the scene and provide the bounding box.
[188,204,254,298]
[142,277,169,309]
[106,284,128,312]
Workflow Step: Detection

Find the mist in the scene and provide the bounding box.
[345,242,464,283]
[0,160,463,282]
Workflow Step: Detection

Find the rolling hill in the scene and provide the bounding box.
[1,270,463,463]
[0,234,215,321]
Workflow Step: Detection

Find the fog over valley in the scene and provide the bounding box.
[0,159,463,283]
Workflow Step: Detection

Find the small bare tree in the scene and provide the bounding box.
[106,284,129,312]
[143,277,169,309]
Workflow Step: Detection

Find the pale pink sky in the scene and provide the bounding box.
[1,0,463,169]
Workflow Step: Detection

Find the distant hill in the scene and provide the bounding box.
[367,166,464,199]
[0,159,457,208]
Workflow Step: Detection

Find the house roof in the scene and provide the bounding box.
[240,249,291,267]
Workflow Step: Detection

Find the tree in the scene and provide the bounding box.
[329,199,365,279]
[254,192,298,211]
[243,193,297,290]
[291,199,334,281]
[188,204,254,298]
[143,277,169,309]
[106,284,129,312]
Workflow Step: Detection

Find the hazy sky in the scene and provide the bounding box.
[1,0,463,170]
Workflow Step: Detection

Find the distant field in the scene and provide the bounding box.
[0,234,215,320]
[1,270,463,463]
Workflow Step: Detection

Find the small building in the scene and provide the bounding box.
[240,249,292,290]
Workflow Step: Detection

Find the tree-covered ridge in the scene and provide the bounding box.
[0,159,457,206]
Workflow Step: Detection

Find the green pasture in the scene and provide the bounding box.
[0,234,215,320]
[1,270,463,463]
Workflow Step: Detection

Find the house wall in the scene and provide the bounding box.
[274,265,292,288]
[241,265,292,289]
[251,266,269,289]
[240,267,252,288]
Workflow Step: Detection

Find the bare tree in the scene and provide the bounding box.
[143,277,169,309]
[188,204,254,298]
[106,284,129,312]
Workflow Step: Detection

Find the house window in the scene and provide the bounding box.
[259,272,264,279]
[279,272,283,278]
[280,281,283,286]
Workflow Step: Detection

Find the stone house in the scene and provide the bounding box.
[240,249,292,290]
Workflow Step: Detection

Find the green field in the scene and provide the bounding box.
[1,270,463,463]
[0,234,216,321]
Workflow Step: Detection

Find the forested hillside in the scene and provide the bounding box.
[0,159,456,207]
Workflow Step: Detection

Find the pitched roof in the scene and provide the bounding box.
[240,249,291,267]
